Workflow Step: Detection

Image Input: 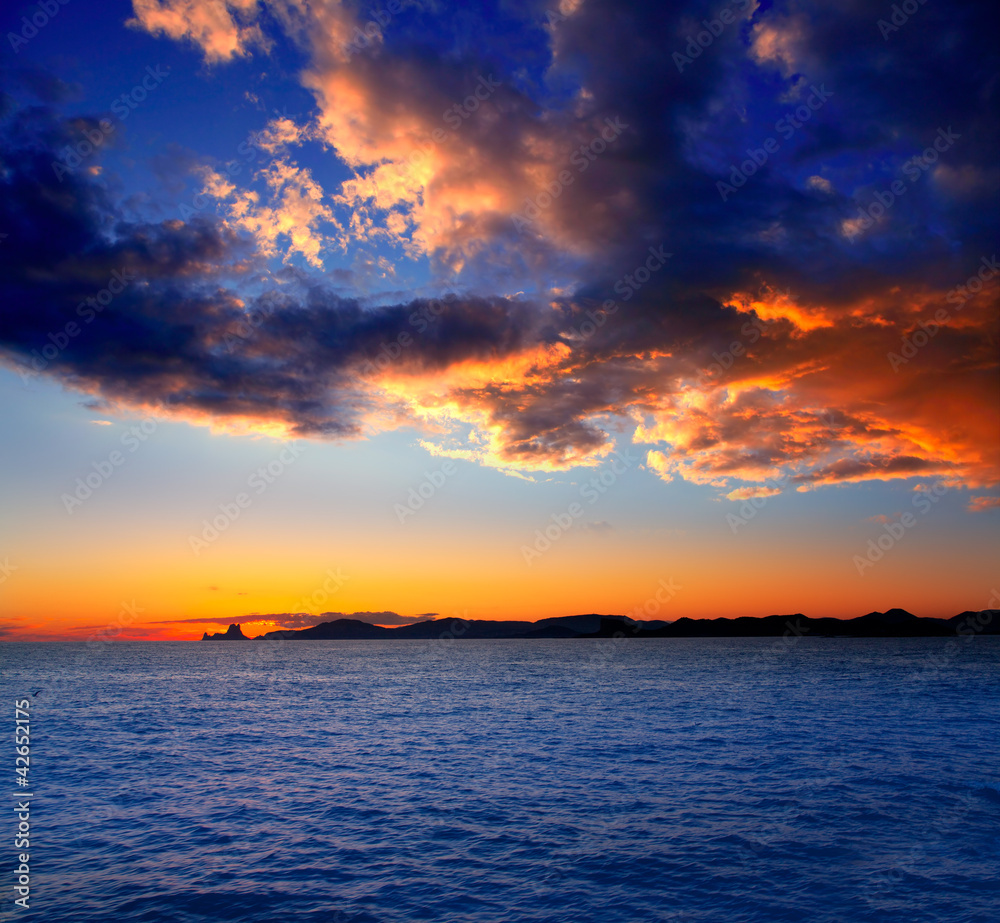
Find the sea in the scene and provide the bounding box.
[1,637,998,922]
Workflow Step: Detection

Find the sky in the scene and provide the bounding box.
[0,0,997,641]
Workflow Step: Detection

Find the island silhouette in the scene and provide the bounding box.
[202,608,997,640]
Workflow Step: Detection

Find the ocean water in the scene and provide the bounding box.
[1,637,998,923]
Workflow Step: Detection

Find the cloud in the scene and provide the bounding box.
[968,496,1000,513]
[205,157,339,267]
[726,486,782,501]
[128,0,268,62]
[154,610,427,627]
[3,0,999,499]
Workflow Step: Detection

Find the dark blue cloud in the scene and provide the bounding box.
[0,1,997,479]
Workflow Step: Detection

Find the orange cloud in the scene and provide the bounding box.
[128,0,267,62]
[726,485,783,501]
[207,158,339,267]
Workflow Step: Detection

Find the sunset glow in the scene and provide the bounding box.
[1,0,997,642]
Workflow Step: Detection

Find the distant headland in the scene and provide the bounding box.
[202,608,997,640]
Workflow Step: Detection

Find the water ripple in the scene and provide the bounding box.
[1,638,998,922]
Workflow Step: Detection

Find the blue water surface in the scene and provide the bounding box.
[1,637,998,922]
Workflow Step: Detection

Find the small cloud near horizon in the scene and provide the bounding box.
[153,611,430,628]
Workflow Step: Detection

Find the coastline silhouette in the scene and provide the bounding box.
[202,608,998,640]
